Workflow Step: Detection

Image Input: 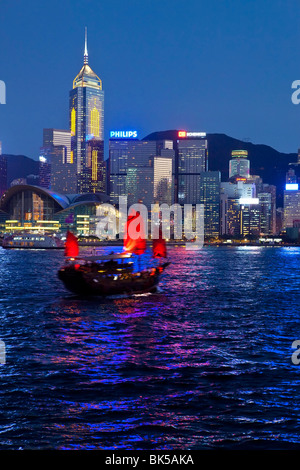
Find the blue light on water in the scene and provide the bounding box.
[1,246,300,450]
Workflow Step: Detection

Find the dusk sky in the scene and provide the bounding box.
[1,0,300,159]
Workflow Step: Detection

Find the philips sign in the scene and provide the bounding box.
[110,130,138,139]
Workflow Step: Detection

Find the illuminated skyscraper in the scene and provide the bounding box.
[229,150,250,179]
[40,129,76,194]
[70,28,105,193]
[220,180,259,236]
[284,183,300,228]
[153,156,173,205]
[240,200,260,237]
[109,135,174,206]
[177,136,208,205]
[43,129,72,163]
[258,191,272,235]
[200,171,221,238]
[0,153,7,197]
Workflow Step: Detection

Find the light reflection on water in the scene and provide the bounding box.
[0,245,300,449]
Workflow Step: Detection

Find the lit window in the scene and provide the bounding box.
[90,106,100,137]
[71,108,76,136]
[92,150,98,181]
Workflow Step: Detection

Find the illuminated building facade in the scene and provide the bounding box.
[240,200,260,237]
[0,184,109,235]
[43,129,71,163]
[1,186,66,225]
[286,168,298,184]
[177,137,207,205]
[109,135,174,206]
[109,139,130,204]
[229,150,250,179]
[226,199,241,236]
[0,154,7,197]
[221,180,256,199]
[220,192,228,235]
[82,139,105,194]
[70,29,105,194]
[260,184,276,234]
[153,156,173,205]
[258,191,272,235]
[40,129,77,194]
[38,156,51,189]
[200,171,221,238]
[220,180,259,236]
[284,184,300,228]
[138,130,207,204]
[126,167,153,208]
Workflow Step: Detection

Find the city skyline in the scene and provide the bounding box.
[0,1,300,242]
[1,0,300,159]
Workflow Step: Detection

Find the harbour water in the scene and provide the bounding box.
[0,245,300,450]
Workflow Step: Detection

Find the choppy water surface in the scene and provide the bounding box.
[0,245,300,450]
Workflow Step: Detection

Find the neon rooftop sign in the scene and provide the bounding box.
[285,183,299,190]
[178,131,206,138]
[110,130,138,139]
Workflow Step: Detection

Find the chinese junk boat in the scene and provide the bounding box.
[58,213,169,297]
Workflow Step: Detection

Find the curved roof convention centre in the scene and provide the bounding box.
[0,185,109,214]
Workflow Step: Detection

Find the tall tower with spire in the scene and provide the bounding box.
[69,28,105,194]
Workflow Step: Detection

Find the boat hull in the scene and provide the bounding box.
[58,263,169,296]
[2,234,64,249]
[2,245,64,250]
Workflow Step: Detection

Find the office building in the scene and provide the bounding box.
[200,171,221,238]
[43,129,71,163]
[0,143,7,197]
[108,138,130,204]
[284,183,300,228]
[229,150,250,179]
[126,167,154,208]
[139,130,207,204]
[38,156,51,189]
[125,156,173,209]
[258,192,272,235]
[221,180,256,199]
[260,184,276,234]
[226,198,241,236]
[70,29,105,193]
[0,156,7,198]
[109,135,174,206]
[153,156,173,205]
[220,179,259,236]
[40,129,77,194]
[177,136,207,205]
[240,199,260,237]
[109,138,156,205]
[286,168,298,184]
[220,192,228,236]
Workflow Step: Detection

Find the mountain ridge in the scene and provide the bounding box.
[143,131,297,204]
[3,133,297,205]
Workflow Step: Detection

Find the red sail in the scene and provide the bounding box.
[152,228,167,258]
[124,211,146,255]
[64,230,79,257]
